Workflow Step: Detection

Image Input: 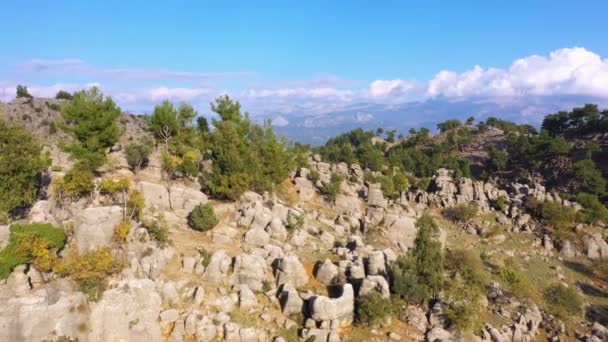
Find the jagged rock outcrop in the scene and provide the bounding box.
[232,253,268,291]
[584,233,608,259]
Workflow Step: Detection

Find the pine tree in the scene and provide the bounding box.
[392,213,444,305]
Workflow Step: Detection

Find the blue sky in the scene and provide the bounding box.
[1,1,608,119]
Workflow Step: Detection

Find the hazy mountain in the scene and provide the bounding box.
[262,95,608,145]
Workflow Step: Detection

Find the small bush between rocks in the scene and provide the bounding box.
[320,174,343,203]
[54,248,123,300]
[0,223,66,279]
[444,203,478,223]
[188,203,218,231]
[543,283,583,318]
[53,167,95,201]
[142,216,169,247]
[493,195,509,211]
[286,212,304,231]
[356,292,395,326]
[113,221,131,243]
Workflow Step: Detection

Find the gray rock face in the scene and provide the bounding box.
[0,287,89,342]
[232,253,268,291]
[89,279,162,342]
[244,228,270,247]
[139,181,171,210]
[308,284,355,324]
[168,185,207,214]
[366,250,387,276]
[29,200,56,223]
[279,283,304,316]
[74,206,123,253]
[275,254,309,288]
[294,177,315,202]
[367,183,387,208]
[559,240,575,258]
[315,259,338,285]
[386,216,417,251]
[584,233,608,259]
[359,275,390,298]
[425,326,452,341]
[203,250,233,285]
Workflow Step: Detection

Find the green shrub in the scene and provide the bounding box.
[142,216,169,246]
[543,283,583,318]
[320,174,343,203]
[573,159,606,196]
[445,203,478,223]
[534,200,576,238]
[576,193,608,224]
[54,248,123,300]
[498,263,537,300]
[16,85,32,99]
[59,87,123,170]
[286,212,304,231]
[125,136,154,172]
[308,169,320,184]
[356,292,394,326]
[445,278,485,332]
[0,119,50,214]
[0,223,66,279]
[55,90,73,100]
[493,195,509,212]
[53,167,95,201]
[392,213,443,305]
[188,203,218,231]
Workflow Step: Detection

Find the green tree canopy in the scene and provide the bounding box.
[0,120,50,214]
[60,87,122,170]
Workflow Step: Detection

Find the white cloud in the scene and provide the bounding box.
[427,47,608,98]
[271,115,289,127]
[369,79,414,98]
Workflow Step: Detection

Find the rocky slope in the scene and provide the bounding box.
[0,98,607,342]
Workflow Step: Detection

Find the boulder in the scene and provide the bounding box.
[366,250,387,276]
[279,283,304,316]
[168,185,207,214]
[584,233,608,259]
[203,250,233,285]
[244,228,270,247]
[359,275,390,298]
[138,181,170,210]
[315,259,338,285]
[308,284,355,325]
[74,206,123,253]
[237,284,259,310]
[386,216,417,251]
[367,183,387,208]
[232,253,268,291]
[425,326,453,341]
[89,279,162,342]
[294,177,315,202]
[275,254,309,288]
[0,288,89,342]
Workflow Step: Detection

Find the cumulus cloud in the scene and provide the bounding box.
[426,47,608,98]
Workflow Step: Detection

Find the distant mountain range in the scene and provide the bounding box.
[256,95,608,145]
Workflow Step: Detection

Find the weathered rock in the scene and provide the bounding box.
[89,279,162,342]
[138,181,171,210]
[168,185,207,214]
[367,183,387,208]
[425,326,452,341]
[238,284,259,310]
[74,206,123,253]
[244,228,270,247]
[294,177,315,202]
[309,284,355,324]
[386,216,417,251]
[559,240,575,258]
[0,225,9,249]
[203,250,233,285]
[584,233,608,259]
[315,259,338,285]
[0,286,88,342]
[232,253,268,291]
[359,275,390,298]
[279,283,304,316]
[267,217,288,241]
[366,250,387,276]
[275,254,309,288]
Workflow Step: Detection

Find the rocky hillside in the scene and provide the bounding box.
[0,96,607,342]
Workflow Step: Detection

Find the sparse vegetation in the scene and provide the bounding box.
[16,85,32,99]
[320,174,343,203]
[543,283,583,318]
[125,135,154,172]
[444,203,478,223]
